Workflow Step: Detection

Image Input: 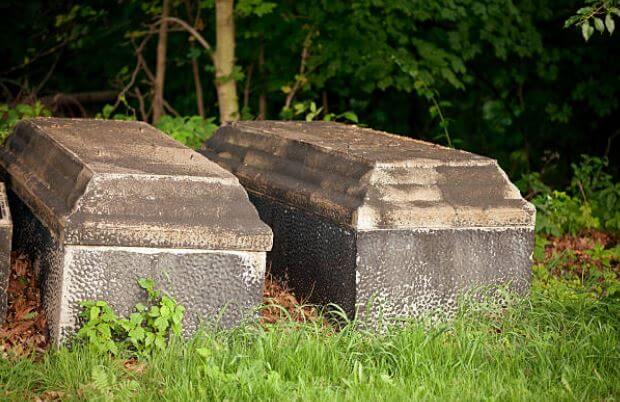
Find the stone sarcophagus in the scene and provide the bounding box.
[202,121,535,322]
[0,118,272,343]
[0,183,12,325]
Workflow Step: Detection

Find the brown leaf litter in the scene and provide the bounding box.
[537,229,619,293]
[260,274,323,325]
[0,252,49,358]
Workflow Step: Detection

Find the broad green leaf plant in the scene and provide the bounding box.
[0,102,51,141]
[565,1,619,41]
[77,278,185,356]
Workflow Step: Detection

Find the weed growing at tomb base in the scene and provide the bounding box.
[533,231,620,300]
[76,278,185,356]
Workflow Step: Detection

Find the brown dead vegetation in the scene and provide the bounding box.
[542,229,619,275]
[0,252,48,358]
[260,274,322,325]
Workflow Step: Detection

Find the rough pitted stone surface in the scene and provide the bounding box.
[1,118,272,343]
[202,121,535,322]
[0,183,12,324]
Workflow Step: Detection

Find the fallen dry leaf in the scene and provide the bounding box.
[124,358,146,374]
[35,390,64,401]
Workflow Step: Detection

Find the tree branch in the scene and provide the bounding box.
[134,87,148,121]
[243,63,254,112]
[113,53,144,111]
[156,16,215,61]
[284,29,314,109]
[132,35,156,82]
[184,0,205,117]
[33,52,62,97]
[41,90,119,106]
[1,40,68,75]
[152,0,171,124]
[163,99,181,117]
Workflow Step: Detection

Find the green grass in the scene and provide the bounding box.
[1,288,618,401]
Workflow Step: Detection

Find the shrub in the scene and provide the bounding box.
[520,155,620,235]
[155,115,218,150]
[533,191,600,236]
[570,155,620,232]
[0,102,51,141]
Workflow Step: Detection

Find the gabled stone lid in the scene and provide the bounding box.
[0,118,272,250]
[203,121,535,230]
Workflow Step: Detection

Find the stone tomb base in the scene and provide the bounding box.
[251,193,532,321]
[10,192,265,343]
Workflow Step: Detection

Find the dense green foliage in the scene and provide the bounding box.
[519,155,620,235]
[155,115,218,149]
[0,102,50,140]
[1,0,618,181]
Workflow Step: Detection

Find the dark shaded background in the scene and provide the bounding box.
[1,0,618,183]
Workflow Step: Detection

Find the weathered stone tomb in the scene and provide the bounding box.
[0,183,12,325]
[0,118,272,343]
[202,121,536,322]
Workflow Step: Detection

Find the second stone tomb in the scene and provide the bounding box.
[203,121,536,323]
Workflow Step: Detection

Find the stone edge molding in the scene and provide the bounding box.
[203,121,536,231]
[1,118,273,251]
[0,118,273,342]
[0,182,12,325]
[202,121,536,321]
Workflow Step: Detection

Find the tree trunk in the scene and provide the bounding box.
[153,0,170,124]
[214,0,239,122]
[243,63,253,113]
[184,0,205,118]
[257,39,267,120]
[191,52,205,117]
